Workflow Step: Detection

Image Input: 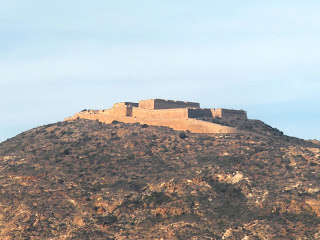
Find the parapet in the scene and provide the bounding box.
[93,99,247,120]
[139,99,200,110]
[113,102,139,108]
[65,99,248,134]
[211,108,247,119]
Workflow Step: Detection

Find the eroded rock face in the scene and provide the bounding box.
[0,119,319,239]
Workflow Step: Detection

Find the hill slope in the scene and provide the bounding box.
[0,119,320,239]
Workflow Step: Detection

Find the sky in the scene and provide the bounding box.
[1,0,320,142]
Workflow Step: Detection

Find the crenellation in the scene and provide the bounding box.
[139,99,200,110]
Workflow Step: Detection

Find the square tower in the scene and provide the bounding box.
[139,99,200,110]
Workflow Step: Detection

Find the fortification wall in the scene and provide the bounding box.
[65,99,248,133]
[139,100,154,109]
[132,107,188,119]
[220,109,247,119]
[102,102,141,117]
[187,108,212,118]
[79,105,247,120]
[211,108,247,119]
[65,112,239,134]
[139,99,200,110]
[102,106,129,117]
[113,102,138,108]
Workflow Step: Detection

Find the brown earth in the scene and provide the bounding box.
[0,118,319,239]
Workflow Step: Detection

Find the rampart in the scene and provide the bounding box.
[139,99,200,110]
[132,107,189,119]
[65,99,248,134]
[187,108,213,118]
[211,108,247,119]
[104,105,130,117]
[66,113,238,134]
[113,102,139,108]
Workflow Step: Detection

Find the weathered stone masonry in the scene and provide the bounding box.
[65,99,247,134]
[105,99,247,120]
[139,99,200,110]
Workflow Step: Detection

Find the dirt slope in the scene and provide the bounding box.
[0,119,319,239]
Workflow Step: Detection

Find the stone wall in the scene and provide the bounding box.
[132,107,189,119]
[81,105,247,120]
[103,106,130,117]
[139,99,200,110]
[187,108,213,118]
[113,102,139,108]
[65,112,239,134]
[67,99,248,133]
[211,108,247,119]
[104,102,139,117]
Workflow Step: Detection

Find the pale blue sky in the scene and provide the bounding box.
[1,1,320,141]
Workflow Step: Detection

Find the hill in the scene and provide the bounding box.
[0,119,319,239]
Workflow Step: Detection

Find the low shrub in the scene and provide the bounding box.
[179,132,188,139]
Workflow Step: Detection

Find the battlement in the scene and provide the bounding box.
[113,102,139,108]
[66,99,248,134]
[139,99,200,110]
[74,99,247,120]
[211,108,247,120]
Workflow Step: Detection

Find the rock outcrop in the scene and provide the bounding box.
[0,118,319,239]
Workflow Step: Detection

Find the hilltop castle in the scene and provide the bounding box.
[65,99,247,133]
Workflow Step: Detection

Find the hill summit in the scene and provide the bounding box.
[0,100,319,239]
[66,99,247,134]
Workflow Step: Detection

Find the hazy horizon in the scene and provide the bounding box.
[1,1,320,142]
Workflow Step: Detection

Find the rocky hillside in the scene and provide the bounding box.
[0,119,319,239]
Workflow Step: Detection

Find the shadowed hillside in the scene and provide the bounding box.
[0,119,319,239]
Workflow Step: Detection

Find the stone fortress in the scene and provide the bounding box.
[65,99,247,134]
